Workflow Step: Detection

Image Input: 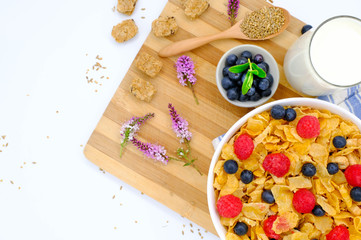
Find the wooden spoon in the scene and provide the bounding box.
[158,7,290,58]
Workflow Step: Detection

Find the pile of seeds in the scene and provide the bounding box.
[240,6,285,39]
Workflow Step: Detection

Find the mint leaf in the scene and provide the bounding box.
[242,71,253,95]
[229,62,249,73]
[251,63,266,78]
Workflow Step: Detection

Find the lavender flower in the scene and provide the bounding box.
[119,113,154,157]
[131,138,169,165]
[175,55,199,105]
[227,0,240,25]
[168,103,192,143]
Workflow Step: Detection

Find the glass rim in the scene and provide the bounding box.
[309,15,361,88]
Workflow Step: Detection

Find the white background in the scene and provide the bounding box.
[1,0,361,239]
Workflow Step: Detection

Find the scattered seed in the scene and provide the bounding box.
[182,230,184,235]
[32,162,36,164]
[190,229,194,233]
[80,145,83,147]
[141,16,145,19]
[190,223,193,227]
[112,195,115,199]
[112,6,115,12]
[141,8,145,10]
[120,186,123,190]
[114,226,117,230]
[46,136,49,139]
[10,180,14,184]
[135,220,138,223]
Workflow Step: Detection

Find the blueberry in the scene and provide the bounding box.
[236,80,243,87]
[226,54,238,66]
[223,67,230,77]
[302,163,316,177]
[250,92,261,101]
[257,62,269,73]
[246,87,256,96]
[239,94,249,102]
[241,170,254,184]
[261,189,275,204]
[223,160,238,174]
[234,222,248,236]
[228,72,242,81]
[301,25,313,34]
[236,57,248,65]
[258,78,270,91]
[241,72,247,83]
[327,162,339,175]
[265,73,274,87]
[333,136,346,148]
[240,51,252,60]
[261,89,272,97]
[253,54,264,64]
[227,88,239,101]
[221,77,236,90]
[284,108,297,121]
[312,205,325,216]
[271,105,285,119]
[253,76,260,87]
[350,187,361,202]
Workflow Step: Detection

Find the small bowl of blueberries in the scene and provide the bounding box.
[216,44,279,108]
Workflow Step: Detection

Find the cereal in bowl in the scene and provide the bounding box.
[213,105,361,240]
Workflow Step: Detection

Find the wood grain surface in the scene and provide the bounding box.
[84,0,306,235]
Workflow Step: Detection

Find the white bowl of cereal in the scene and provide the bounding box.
[207,97,361,240]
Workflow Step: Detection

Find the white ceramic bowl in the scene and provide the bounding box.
[206,97,361,240]
[216,44,279,108]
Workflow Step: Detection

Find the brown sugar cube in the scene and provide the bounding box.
[184,0,209,20]
[111,19,138,43]
[130,78,157,102]
[152,16,179,37]
[117,0,137,16]
[135,52,162,78]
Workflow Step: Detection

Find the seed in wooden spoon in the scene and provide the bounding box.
[240,7,285,39]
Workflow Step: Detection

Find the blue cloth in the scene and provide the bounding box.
[212,86,361,150]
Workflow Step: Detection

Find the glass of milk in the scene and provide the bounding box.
[284,16,361,96]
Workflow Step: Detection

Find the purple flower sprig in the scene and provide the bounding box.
[168,103,192,143]
[119,113,154,157]
[227,0,240,25]
[131,138,169,165]
[175,55,199,105]
[168,103,201,175]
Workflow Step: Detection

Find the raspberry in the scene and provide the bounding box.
[292,189,316,213]
[234,134,254,160]
[263,215,280,240]
[216,194,243,218]
[296,115,320,139]
[345,164,361,187]
[326,225,350,240]
[262,153,290,177]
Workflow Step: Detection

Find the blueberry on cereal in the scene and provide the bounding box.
[262,189,275,204]
[302,163,316,177]
[271,105,285,119]
[333,136,346,149]
[284,108,297,121]
[223,160,238,174]
[234,222,248,236]
[327,162,339,175]
[350,187,361,202]
[241,170,254,184]
[312,205,326,216]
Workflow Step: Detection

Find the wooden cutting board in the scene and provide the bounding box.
[84,0,306,235]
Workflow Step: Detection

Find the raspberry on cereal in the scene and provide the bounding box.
[263,215,280,240]
[345,164,361,187]
[326,225,350,240]
[216,194,243,218]
[296,115,320,138]
[234,134,254,160]
[262,153,290,177]
[292,189,316,213]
